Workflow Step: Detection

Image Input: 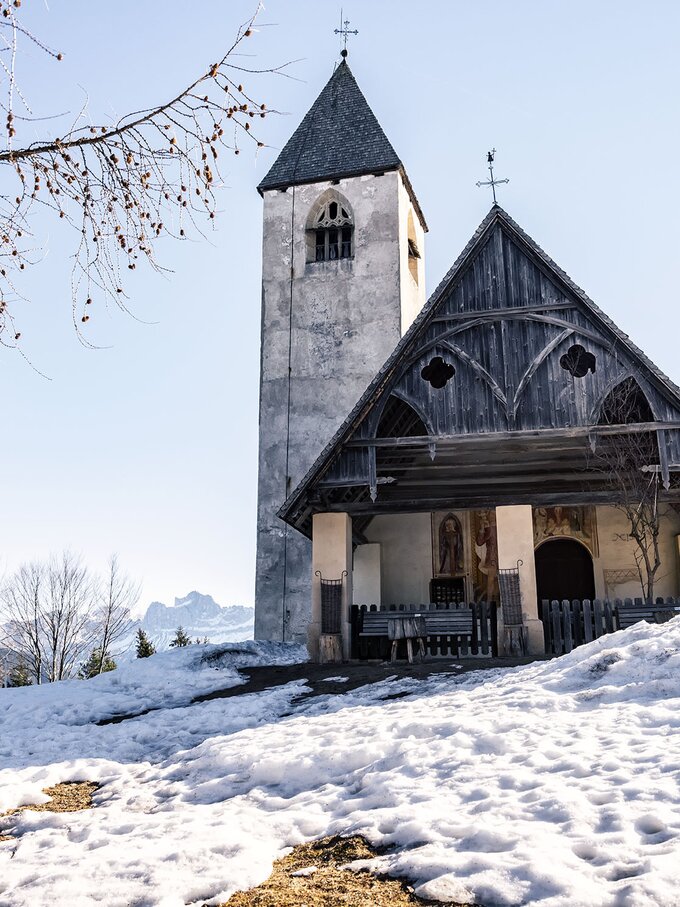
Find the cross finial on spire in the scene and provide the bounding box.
[334,9,358,58]
[476,148,509,205]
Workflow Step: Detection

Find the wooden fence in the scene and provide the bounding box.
[351,602,498,660]
[541,597,680,656]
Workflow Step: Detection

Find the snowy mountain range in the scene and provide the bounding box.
[123,591,254,655]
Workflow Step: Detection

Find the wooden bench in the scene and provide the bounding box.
[424,610,475,641]
[359,611,394,639]
[359,608,475,661]
[616,604,680,630]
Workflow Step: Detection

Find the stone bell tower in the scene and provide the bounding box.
[254,57,427,642]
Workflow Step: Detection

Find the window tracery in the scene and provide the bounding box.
[312,198,353,262]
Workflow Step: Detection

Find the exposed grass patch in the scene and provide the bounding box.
[0,781,99,841]
[221,834,470,906]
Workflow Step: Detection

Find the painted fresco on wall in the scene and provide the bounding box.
[432,512,465,577]
[471,509,499,602]
[533,505,598,555]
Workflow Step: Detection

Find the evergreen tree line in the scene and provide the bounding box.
[76,626,208,678]
[2,623,210,685]
[134,625,208,660]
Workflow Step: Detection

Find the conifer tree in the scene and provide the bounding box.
[8,661,31,687]
[169,626,192,648]
[135,628,156,658]
[79,647,116,679]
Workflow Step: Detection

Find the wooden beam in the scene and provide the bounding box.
[346,421,680,449]
[374,453,588,471]
[321,489,680,515]
[324,493,616,513]
[318,476,395,489]
[352,528,369,546]
[387,471,606,488]
[431,302,576,322]
[318,466,594,491]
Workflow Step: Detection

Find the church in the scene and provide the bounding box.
[253,54,680,662]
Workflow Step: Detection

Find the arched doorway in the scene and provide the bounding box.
[535,538,596,603]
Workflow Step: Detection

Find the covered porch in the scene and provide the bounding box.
[291,423,680,663]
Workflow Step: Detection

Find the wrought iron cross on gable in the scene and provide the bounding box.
[334,10,358,57]
[476,149,509,204]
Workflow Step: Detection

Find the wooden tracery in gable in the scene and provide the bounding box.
[364,224,671,439]
[282,209,680,535]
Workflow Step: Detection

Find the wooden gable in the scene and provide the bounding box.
[281,206,680,538]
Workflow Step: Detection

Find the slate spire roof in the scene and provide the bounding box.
[258,60,423,223]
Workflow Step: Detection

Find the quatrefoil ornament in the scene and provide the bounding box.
[421,356,455,389]
[560,344,596,378]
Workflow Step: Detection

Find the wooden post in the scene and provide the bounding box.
[318,635,343,664]
[310,513,353,663]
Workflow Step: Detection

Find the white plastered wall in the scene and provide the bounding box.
[353,543,382,605]
[359,505,680,608]
[364,513,432,604]
[592,505,680,600]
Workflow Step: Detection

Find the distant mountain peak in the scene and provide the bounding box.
[139,593,254,647]
[173,591,217,609]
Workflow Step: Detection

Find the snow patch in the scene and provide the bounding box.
[291,865,318,877]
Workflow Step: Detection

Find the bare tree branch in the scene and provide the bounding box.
[589,378,663,603]
[95,554,138,673]
[0,561,45,684]
[0,1,280,348]
[43,551,96,681]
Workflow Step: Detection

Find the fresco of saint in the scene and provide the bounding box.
[474,509,499,602]
[437,512,463,575]
[533,506,596,553]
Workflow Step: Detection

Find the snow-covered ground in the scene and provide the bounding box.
[1,622,679,906]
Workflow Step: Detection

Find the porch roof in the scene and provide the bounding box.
[283,422,680,541]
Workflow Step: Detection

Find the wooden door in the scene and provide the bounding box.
[535,538,595,603]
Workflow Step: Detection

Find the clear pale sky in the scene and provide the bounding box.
[4,1,679,614]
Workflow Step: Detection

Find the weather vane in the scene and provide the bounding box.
[334,10,358,58]
[476,149,509,205]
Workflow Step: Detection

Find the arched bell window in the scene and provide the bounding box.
[407,210,420,285]
[311,197,353,262]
